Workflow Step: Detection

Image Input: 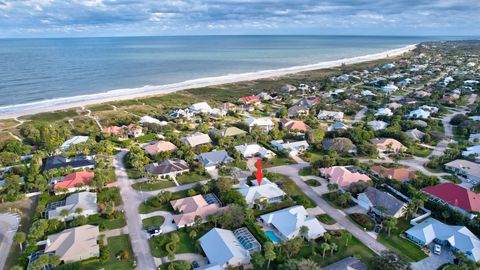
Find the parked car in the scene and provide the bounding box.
[146,226,162,238]
[434,244,442,255]
[192,261,200,268]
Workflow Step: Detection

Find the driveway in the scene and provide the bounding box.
[114,150,157,270]
[412,249,454,270]
[140,211,177,234]
[267,164,388,255]
[0,212,20,270]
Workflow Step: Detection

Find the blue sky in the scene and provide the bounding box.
[0,0,479,38]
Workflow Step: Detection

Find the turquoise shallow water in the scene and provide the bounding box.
[0,35,454,108]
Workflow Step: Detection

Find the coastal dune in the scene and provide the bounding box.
[0,44,416,120]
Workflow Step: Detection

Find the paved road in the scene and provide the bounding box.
[114,150,157,270]
[0,212,20,270]
[267,164,388,255]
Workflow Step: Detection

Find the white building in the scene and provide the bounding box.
[367,120,388,131]
[244,117,274,133]
[375,108,393,117]
[238,178,286,209]
[189,102,213,114]
[317,110,344,121]
[270,140,309,156]
[234,144,276,159]
[48,192,98,221]
[380,84,399,94]
[60,136,89,151]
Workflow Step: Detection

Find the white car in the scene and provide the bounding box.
[434,244,441,255]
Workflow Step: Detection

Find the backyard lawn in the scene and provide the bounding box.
[132,180,176,191]
[377,219,427,262]
[82,235,134,270]
[143,216,165,228]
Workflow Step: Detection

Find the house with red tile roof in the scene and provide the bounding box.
[101,126,125,136]
[53,171,94,194]
[422,183,480,218]
[170,194,227,228]
[320,166,370,188]
[239,95,261,105]
[370,165,416,181]
[279,119,312,134]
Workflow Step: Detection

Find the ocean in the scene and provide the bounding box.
[0,35,451,114]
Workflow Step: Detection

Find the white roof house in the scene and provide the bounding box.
[469,116,480,121]
[260,205,326,240]
[45,225,100,263]
[140,115,167,126]
[48,192,98,221]
[469,133,480,144]
[60,136,89,151]
[328,122,350,132]
[408,108,431,119]
[463,145,480,159]
[406,218,480,262]
[270,140,309,156]
[317,110,344,121]
[180,132,212,147]
[367,120,388,131]
[244,117,274,132]
[238,178,286,208]
[361,90,376,96]
[199,228,251,268]
[419,105,439,113]
[375,108,393,117]
[234,144,276,159]
[188,102,213,114]
[380,84,399,94]
[405,128,425,141]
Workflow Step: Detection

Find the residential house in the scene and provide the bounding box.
[140,115,167,126]
[328,122,350,132]
[361,90,376,97]
[279,119,311,134]
[126,124,143,137]
[47,192,98,221]
[142,140,177,156]
[101,126,125,137]
[199,227,260,269]
[244,117,274,133]
[469,133,480,144]
[145,159,190,179]
[370,138,407,153]
[422,183,480,218]
[280,84,297,93]
[189,102,213,114]
[170,194,226,228]
[386,102,402,110]
[197,150,233,170]
[380,84,399,94]
[370,165,416,181]
[287,105,310,118]
[324,257,368,270]
[43,154,95,171]
[220,127,247,137]
[256,92,272,101]
[405,218,480,262]
[60,136,89,151]
[180,132,212,147]
[238,178,286,209]
[320,166,370,188]
[405,128,425,141]
[462,145,480,162]
[444,159,480,184]
[52,171,94,194]
[408,108,431,119]
[357,187,407,218]
[297,97,320,107]
[270,140,309,156]
[45,225,100,263]
[239,95,261,105]
[317,110,344,121]
[375,108,393,117]
[260,205,326,240]
[234,144,276,159]
[367,120,388,131]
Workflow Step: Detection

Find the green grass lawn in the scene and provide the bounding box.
[135,133,158,143]
[81,235,134,270]
[263,157,297,168]
[176,172,208,185]
[305,179,321,187]
[316,214,336,225]
[149,227,209,258]
[142,216,166,228]
[299,166,315,176]
[408,145,433,157]
[321,192,356,209]
[132,180,176,191]
[125,168,144,179]
[376,219,427,262]
[267,172,316,208]
[88,212,127,231]
[302,150,323,163]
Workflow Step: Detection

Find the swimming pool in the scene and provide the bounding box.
[265,230,281,244]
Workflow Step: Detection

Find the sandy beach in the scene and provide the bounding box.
[0,44,416,120]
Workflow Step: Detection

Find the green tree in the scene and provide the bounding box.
[383,217,398,237]
[370,251,410,270]
[321,242,330,259]
[251,252,265,269]
[60,209,70,225]
[13,232,25,251]
[264,242,276,270]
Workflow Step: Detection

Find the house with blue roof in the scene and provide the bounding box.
[196,150,233,170]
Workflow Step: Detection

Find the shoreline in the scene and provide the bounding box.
[0,44,417,120]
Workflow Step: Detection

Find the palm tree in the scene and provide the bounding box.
[321,242,330,259]
[323,232,331,243]
[344,232,352,247]
[330,242,338,256]
[13,232,25,251]
[383,217,398,237]
[299,226,309,239]
[60,209,70,225]
[264,242,276,270]
[405,202,415,220]
[189,230,197,240]
[74,207,83,217]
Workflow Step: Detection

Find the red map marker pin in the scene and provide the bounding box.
[256,159,263,185]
